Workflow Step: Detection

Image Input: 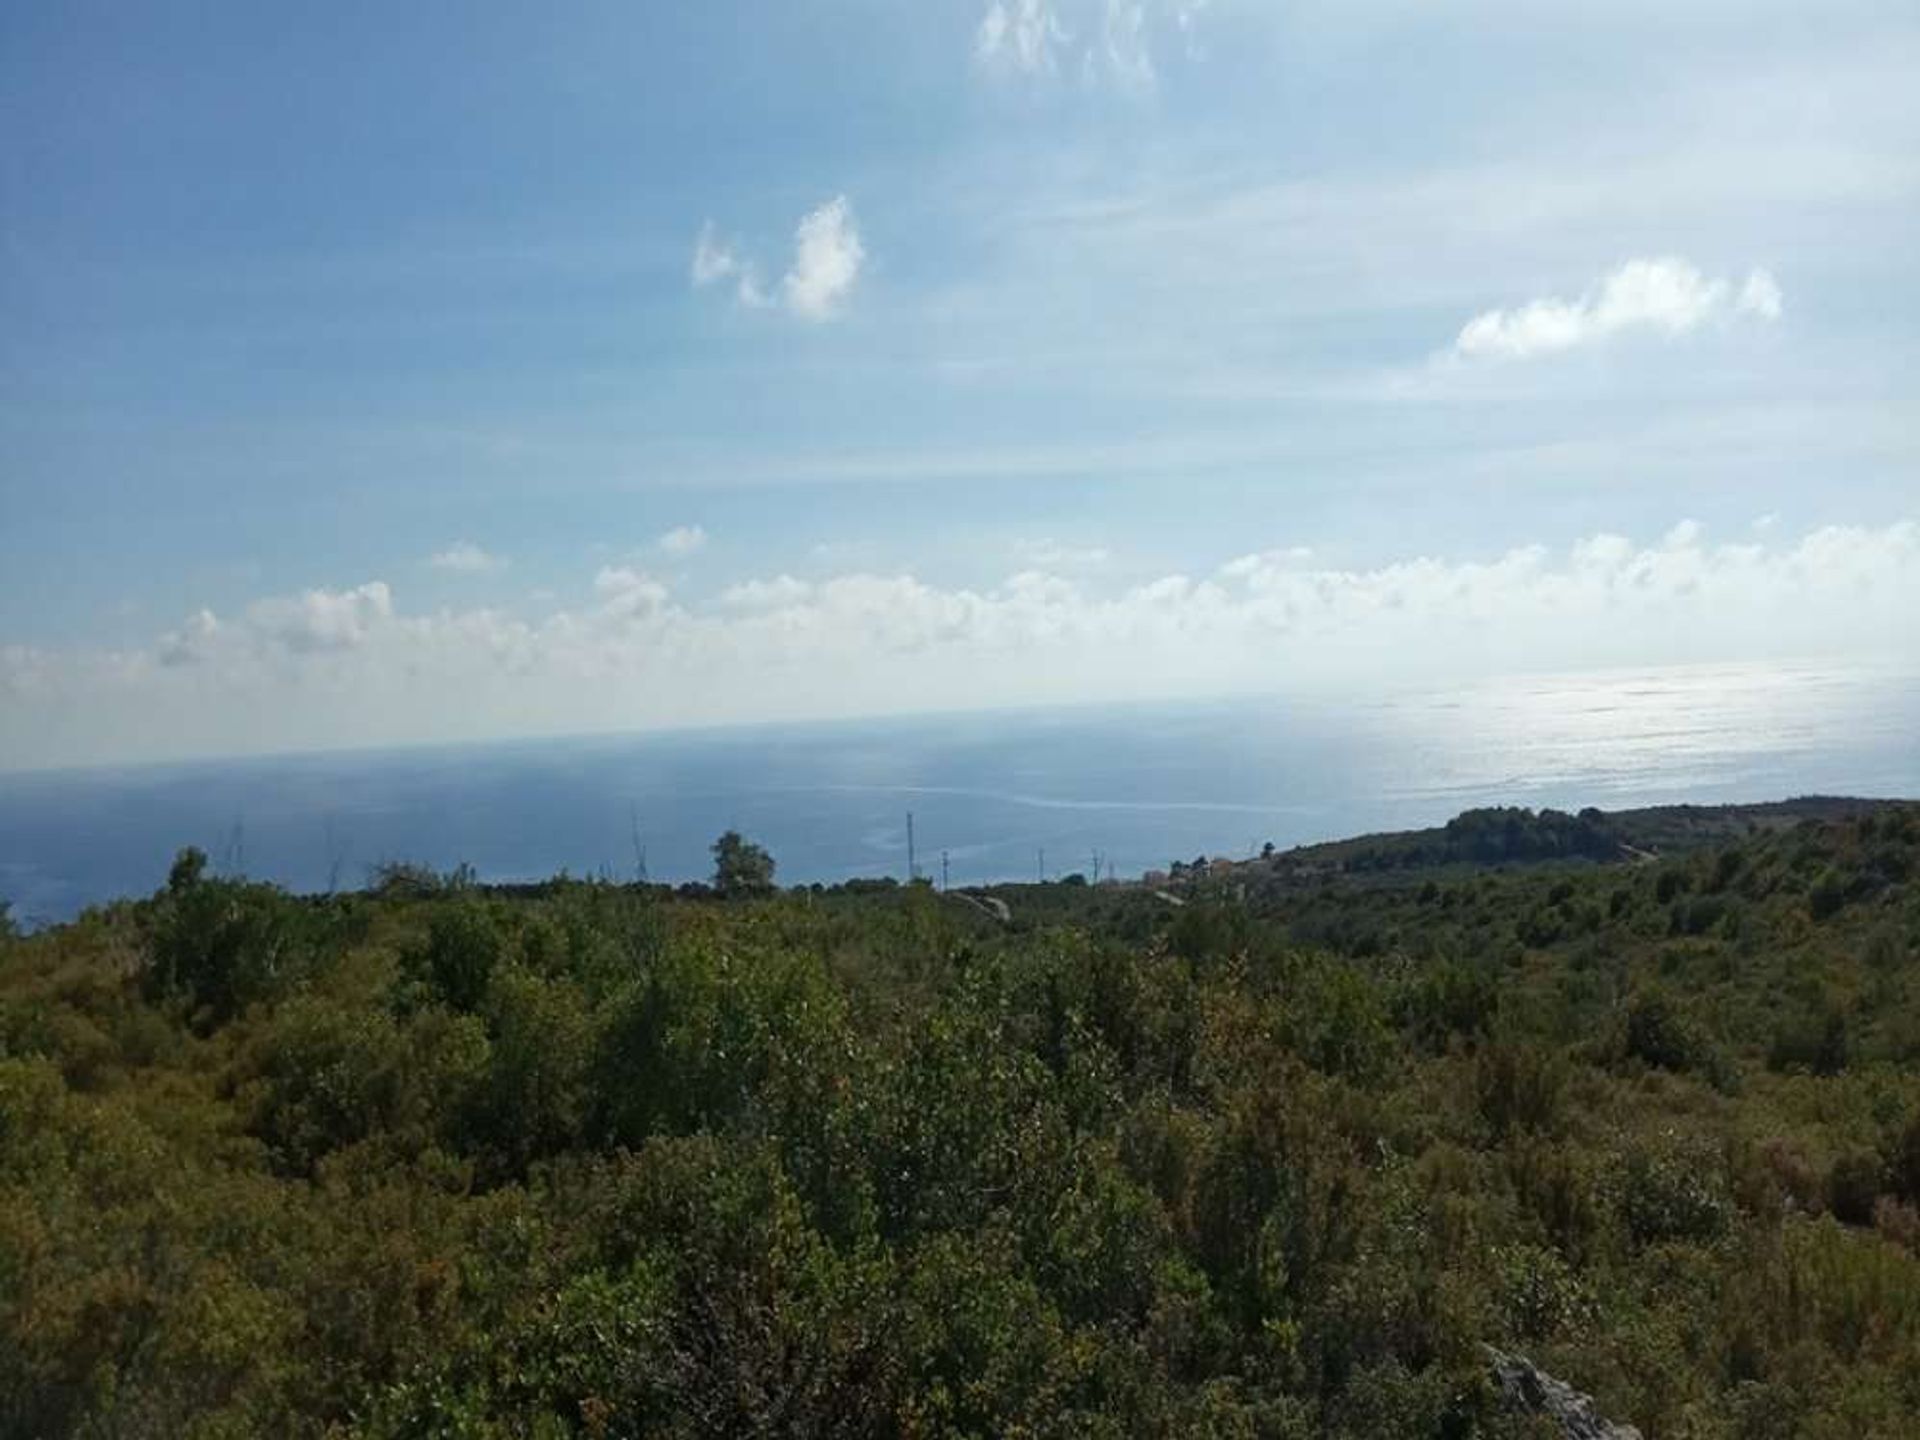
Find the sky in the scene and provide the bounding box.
[1,1,1916,769]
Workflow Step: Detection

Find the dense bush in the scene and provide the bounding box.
[143,846,347,1024]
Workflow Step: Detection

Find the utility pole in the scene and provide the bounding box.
[941,850,949,892]
[324,816,343,894]
[907,811,917,882]
[1037,847,1045,883]
[630,803,649,884]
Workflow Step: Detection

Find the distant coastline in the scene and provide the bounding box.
[4,665,1917,926]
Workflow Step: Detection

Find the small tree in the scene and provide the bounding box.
[711,831,776,898]
[146,845,312,1023]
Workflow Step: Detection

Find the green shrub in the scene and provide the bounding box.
[1828,1149,1885,1227]
[248,996,402,1173]
[1492,1242,1594,1341]
[1894,1110,1920,1204]
[1768,1001,1850,1076]
[405,901,504,1011]
[1623,988,1704,1073]
[1475,1040,1567,1139]
[142,846,323,1022]
[1808,866,1849,921]
[1619,1141,1732,1246]
[1398,958,1499,1051]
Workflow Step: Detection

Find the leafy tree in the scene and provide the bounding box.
[404,900,503,1011]
[711,829,776,897]
[1623,987,1703,1073]
[143,845,321,1023]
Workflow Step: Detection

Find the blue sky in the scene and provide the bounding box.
[2,1,1916,767]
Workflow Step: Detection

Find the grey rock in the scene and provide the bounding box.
[1485,1347,1644,1440]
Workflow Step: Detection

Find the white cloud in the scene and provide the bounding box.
[1738,267,1784,321]
[427,541,505,574]
[1451,257,1784,361]
[690,223,739,287]
[976,0,1070,76]
[719,575,814,611]
[974,0,1203,90]
[691,198,864,321]
[156,609,221,668]
[1219,546,1313,579]
[690,223,770,309]
[782,196,865,321]
[4,520,1915,768]
[1663,518,1703,549]
[591,567,672,622]
[244,582,394,657]
[1015,538,1112,570]
[656,524,708,557]
[1170,0,1210,54]
[1100,3,1157,93]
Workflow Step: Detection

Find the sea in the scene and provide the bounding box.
[2,660,1916,927]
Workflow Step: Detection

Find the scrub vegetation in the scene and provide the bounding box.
[3,802,1919,1437]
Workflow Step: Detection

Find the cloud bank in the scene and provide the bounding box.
[4,519,1914,769]
[1450,258,1783,362]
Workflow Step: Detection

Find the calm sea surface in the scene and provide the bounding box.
[3,661,1915,925]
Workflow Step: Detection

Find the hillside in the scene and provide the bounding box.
[1218,796,1903,885]
[2,804,1919,1436]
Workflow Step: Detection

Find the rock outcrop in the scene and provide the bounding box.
[1485,1347,1644,1440]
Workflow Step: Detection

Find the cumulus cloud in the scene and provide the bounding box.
[591,567,673,622]
[1450,258,1784,362]
[781,196,865,321]
[691,198,863,321]
[428,541,505,574]
[247,582,394,656]
[656,525,708,557]
[4,520,1915,768]
[158,608,222,667]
